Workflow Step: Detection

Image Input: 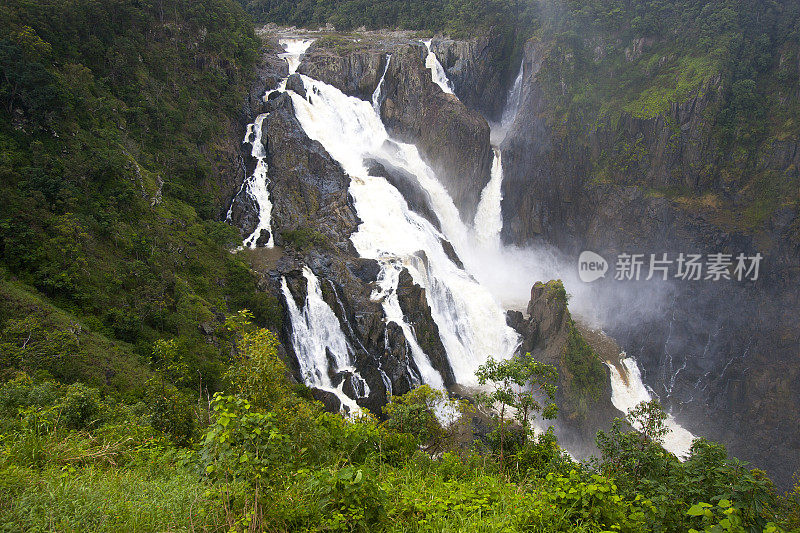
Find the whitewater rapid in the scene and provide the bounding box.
[607,357,695,457]
[288,73,520,387]
[263,38,696,456]
[281,267,366,414]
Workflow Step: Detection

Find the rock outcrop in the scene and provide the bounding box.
[507,280,621,458]
[299,38,492,222]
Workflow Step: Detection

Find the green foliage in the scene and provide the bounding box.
[281,227,328,251]
[562,319,606,420]
[476,353,558,467]
[383,384,472,452]
[201,393,289,483]
[236,0,518,34]
[597,401,784,532]
[305,465,387,531]
[145,382,197,446]
[536,469,650,532]
[0,0,263,400]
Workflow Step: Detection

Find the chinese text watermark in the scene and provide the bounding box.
[578,251,762,283]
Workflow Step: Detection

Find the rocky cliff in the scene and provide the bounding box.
[507,280,621,458]
[453,34,800,487]
[299,37,492,222]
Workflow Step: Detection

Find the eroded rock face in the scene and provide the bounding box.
[299,39,492,223]
[497,35,800,488]
[429,34,516,121]
[225,41,457,417]
[507,281,621,458]
[217,38,290,220]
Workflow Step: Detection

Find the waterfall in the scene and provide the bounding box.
[248,41,697,459]
[287,74,520,386]
[372,54,391,114]
[490,61,525,146]
[279,38,314,74]
[607,356,695,457]
[240,113,274,248]
[281,266,364,413]
[227,38,316,248]
[422,40,455,95]
[371,259,444,389]
[473,148,504,249]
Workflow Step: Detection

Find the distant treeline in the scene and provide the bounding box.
[235,0,531,35]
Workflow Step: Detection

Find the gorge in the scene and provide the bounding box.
[226,29,797,486]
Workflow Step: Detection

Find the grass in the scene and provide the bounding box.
[0,463,215,532]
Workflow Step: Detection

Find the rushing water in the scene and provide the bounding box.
[252,38,696,451]
[239,113,274,248]
[607,357,695,457]
[372,54,391,113]
[473,148,504,249]
[371,259,444,388]
[281,266,365,413]
[288,74,520,387]
[279,38,314,74]
[228,39,315,248]
[422,40,455,94]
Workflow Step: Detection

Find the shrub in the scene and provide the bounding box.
[59,383,102,430]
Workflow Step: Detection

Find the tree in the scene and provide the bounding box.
[475,353,558,468]
[382,384,472,452]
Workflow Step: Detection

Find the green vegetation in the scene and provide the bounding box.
[281,227,328,251]
[1,0,799,530]
[236,0,524,36]
[0,0,280,401]
[529,0,800,230]
[1,315,797,531]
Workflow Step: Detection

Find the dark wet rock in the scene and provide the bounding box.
[311,388,342,413]
[439,238,464,269]
[255,229,271,247]
[396,269,456,386]
[429,34,517,121]
[285,73,306,98]
[365,158,440,230]
[347,258,381,284]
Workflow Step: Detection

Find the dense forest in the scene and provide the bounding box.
[1,0,799,530]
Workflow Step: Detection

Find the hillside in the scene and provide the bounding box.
[1,0,799,531]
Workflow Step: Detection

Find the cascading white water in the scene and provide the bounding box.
[281,266,364,413]
[287,74,520,386]
[490,61,525,146]
[240,113,274,248]
[279,38,314,74]
[371,259,444,389]
[473,148,504,249]
[228,38,316,249]
[607,356,695,457]
[372,54,391,113]
[422,40,455,95]
[260,43,695,455]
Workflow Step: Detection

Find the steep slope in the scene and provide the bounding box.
[0,0,272,394]
[432,3,800,487]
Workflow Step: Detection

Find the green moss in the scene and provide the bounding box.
[281,227,327,251]
[560,319,606,421]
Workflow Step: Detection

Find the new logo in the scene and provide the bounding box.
[578,251,608,283]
